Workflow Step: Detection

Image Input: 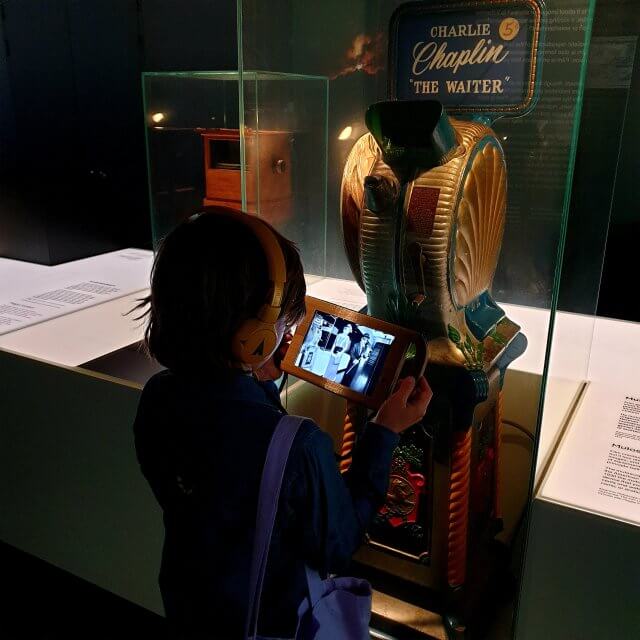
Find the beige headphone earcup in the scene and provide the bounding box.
[232,318,279,366]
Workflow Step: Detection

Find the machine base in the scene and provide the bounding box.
[358,539,516,640]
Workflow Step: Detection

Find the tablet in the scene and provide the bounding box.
[282,296,428,410]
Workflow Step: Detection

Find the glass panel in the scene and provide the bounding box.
[516,5,640,635]
[536,4,638,478]
[242,71,329,275]
[240,1,597,638]
[142,72,241,245]
[142,70,328,265]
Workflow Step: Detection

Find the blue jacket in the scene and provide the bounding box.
[133,369,398,638]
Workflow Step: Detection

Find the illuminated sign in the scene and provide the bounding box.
[389,0,544,115]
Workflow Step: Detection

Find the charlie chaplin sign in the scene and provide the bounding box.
[389,0,544,115]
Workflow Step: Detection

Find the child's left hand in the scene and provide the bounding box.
[254,332,292,381]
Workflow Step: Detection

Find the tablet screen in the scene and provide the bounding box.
[294,311,396,396]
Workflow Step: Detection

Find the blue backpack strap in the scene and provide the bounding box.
[304,565,325,607]
[245,415,307,640]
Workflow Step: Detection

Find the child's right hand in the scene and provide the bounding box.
[372,376,432,434]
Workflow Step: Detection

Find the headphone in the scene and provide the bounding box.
[190,208,287,366]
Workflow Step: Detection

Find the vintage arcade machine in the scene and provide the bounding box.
[339,1,544,636]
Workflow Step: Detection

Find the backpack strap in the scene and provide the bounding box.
[245,415,307,640]
[304,565,325,607]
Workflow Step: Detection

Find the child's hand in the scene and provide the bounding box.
[372,376,432,434]
[253,332,292,381]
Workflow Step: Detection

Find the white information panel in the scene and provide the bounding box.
[0,249,153,336]
[542,383,640,527]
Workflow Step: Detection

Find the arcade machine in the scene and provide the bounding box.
[338,1,544,636]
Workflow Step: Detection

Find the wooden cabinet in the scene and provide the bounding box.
[202,128,292,224]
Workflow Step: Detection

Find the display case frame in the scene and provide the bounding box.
[238,0,600,637]
[142,69,329,274]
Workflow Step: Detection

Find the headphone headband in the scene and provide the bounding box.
[190,208,288,366]
[236,213,287,315]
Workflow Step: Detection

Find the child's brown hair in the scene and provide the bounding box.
[136,206,306,373]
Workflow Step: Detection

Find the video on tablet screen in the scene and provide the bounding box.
[294,311,395,395]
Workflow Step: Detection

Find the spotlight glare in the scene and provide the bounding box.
[338,125,353,141]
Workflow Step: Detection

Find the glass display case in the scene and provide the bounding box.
[143,71,328,274]
[0,0,634,638]
[1,2,636,637]
[235,1,597,638]
[515,1,640,636]
[141,1,611,638]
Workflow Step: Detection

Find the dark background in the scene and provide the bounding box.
[0,0,237,264]
[0,0,637,322]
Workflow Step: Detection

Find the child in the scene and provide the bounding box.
[133,207,432,639]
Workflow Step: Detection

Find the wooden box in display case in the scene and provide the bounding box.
[201,128,292,225]
[144,70,327,272]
